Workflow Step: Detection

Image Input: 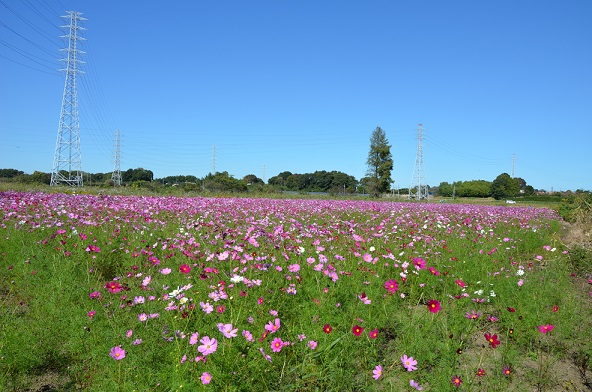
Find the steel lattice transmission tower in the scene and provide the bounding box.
[50,11,86,187]
[409,124,429,200]
[111,130,122,186]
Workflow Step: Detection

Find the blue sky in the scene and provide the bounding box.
[1,0,590,191]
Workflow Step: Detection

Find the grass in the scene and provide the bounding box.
[0,190,591,391]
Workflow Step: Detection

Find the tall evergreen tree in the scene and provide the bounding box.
[366,127,393,197]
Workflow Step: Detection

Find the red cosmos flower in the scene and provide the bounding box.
[352,325,364,337]
[455,279,466,288]
[507,307,516,313]
[368,329,379,339]
[427,300,441,314]
[179,264,191,274]
[502,366,512,376]
[323,324,332,334]
[552,305,559,312]
[484,333,501,348]
[476,368,486,377]
[384,279,398,294]
[451,375,462,388]
[428,267,440,276]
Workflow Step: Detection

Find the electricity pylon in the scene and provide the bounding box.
[111,129,122,186]
[409,124,429,200]
[50,11,86,187]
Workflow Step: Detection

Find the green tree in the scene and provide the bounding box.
[366,127,393,197]
[491,173,520,200]
[243,174,263,185]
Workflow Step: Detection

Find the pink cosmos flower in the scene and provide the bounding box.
[197,336,218,356]
[265,318,281,334]
[308,341,317,350]
[358,293,371,304]
[138,313,148,322]
[372,365,382,380]
[369,329,379,339]
[410,379,423,390]
[259,347,272,362]
[200,372,212,385]
[538,324,554,334]
[189,332,199,345]
[242,330,254,342]
[271,337,283,353]
[200,301,213,314]
[401,354,418,371]
[109,346,126,360]
[288,264,300,273]
[464,310,481,319]
[217,323,238,338]
[87,310,96,318]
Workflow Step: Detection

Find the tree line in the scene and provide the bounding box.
[1,127,586,197]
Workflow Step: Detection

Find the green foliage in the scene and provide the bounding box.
[0,168,24,178]
[204,171,248,192]
[366,127,393,196]
[123,167,154,183]
[491,173,521,200]
[557,191,592,222]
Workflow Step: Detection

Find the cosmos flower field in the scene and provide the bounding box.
[1,191,590,391]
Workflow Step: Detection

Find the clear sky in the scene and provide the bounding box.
[1,0,591,191]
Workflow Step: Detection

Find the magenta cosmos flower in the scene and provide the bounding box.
[412,257,426,270]
[538,324,554,334]
[110,346,126,360]
[179,264,191,274]
[427,299,441,313]
[384,279,398,294]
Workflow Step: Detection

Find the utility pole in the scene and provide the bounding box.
[51,11,86,187]
[111,129,122,186]
[409,124,428,200]
[512,153,516,177]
